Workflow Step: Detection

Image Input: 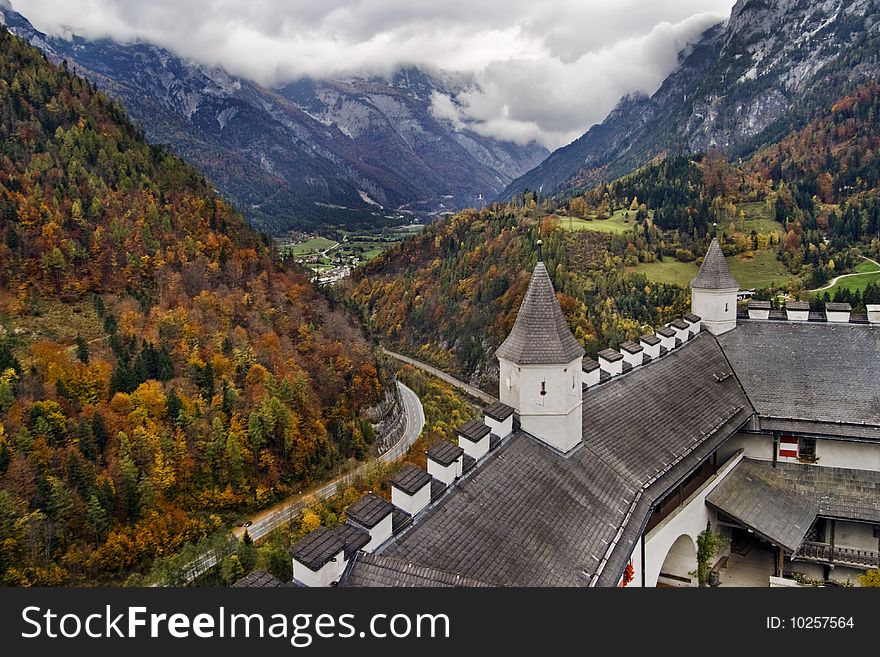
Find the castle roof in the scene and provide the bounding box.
[495,261,584,365]
[360,335,753,587]
[690,238,738,290]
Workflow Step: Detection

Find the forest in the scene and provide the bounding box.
[343,82,880,388]
[0,27,385,585]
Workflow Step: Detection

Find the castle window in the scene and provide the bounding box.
[798,437,817,462]
[540,380,546,396]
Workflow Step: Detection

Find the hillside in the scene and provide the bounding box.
[501,0,880,201]
[344,80,880,385]
[0,26,384,585]
[0,6,547,233]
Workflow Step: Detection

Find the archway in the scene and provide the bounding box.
[657,534,698,587]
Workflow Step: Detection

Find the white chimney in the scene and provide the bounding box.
[427,441,463,486]
[619,341,644,368]
[867,304,880,325]
[747,300,771,320]
[785,301,810,322]
[484,401,514,438]
[390,466,432,517]
[290,527,346,587]
[457,419,492,461]
[656,326,677,351]
[597,348,623,376]
[582,358,600,387]
[683,313,702,336]
[639,334,661,359]
[344,493,394,553]
[825,302,851,323]
[669,319,690,343]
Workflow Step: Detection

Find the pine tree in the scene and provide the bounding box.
[75,335,90,364]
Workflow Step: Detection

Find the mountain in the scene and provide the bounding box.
[0,25,384,584]
[0,6,547,234]
[501,0,880,200]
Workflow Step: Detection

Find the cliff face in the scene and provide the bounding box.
[502,0,880,199]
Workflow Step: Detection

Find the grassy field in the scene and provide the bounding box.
[284,237,337,257]
[634,249,792,289]
[732,202,784,234]
[809,258,880,296]
[558,209,645,234]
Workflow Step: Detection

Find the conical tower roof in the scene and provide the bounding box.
[496,252,584,365]
[690,238,738,290]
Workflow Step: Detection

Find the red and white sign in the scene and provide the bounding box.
[778,435,798,459]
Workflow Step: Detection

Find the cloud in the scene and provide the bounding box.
[11,0,735,148]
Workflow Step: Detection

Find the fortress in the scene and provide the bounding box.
[284,239,880,587]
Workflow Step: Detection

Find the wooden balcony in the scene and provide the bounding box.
[797,541,880,569]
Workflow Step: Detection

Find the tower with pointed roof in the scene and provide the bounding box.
[496,241,585,453]
[690,238,739,335]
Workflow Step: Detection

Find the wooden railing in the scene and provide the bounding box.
[798,541,879,568]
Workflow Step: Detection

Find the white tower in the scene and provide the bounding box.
[496,241,584,453]
[690,237,739,335]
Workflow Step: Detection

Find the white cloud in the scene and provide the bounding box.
[11,0,735,148]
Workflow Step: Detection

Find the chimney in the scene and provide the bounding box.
[426,440,464,486]
[344,493,394,553]
[484,401,514,439]
[639,334,662,359]
[457,419,492,461]
[582,358,601,387]
[290,527,346,587]
[669,318,690,343]
[619,341,644,368]
[747,300,771,320]
[825,302,851,323]
[597,348,623,376]
[683,313,702,336]
[785,301,810,322]
[390,465,432,517]
[656,326,677,351]
[867,304,880,325]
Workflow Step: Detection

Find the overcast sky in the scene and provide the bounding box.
[13,0,736,149]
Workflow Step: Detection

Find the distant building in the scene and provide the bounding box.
[290,240,880,587]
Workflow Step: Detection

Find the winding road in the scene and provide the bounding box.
[383,348,498,405]
[807,256,880,292]
[180,381,424,583]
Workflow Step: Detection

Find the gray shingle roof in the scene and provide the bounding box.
[582,357,600,372]
[232,570,288,588]
[333,522,371,558]
[343,553,493,587]
[786,301,810,311]
[748,300,771,310]
[346,493,394,529]
[706,458,818,552]
[691,238,738,290]
[684,313,701,323]
[620,340,643,354]
[598,348,623,362]
[484,401,514,421]
[707,458,880,551]
[826,302,852,312]
[458,418,492,442]
[427,440,463,466]
[495,262,584,364]
[670,318,690,330]
[363,335,752,587]
[639,334,661,346]
[290,527,343,570]
[718,322,880,434]
[657,327,676,338]
[390,465,432,495]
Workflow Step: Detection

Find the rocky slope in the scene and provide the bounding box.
[0,5,546,233]
[502,0,880,200]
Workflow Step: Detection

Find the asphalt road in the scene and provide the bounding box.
[382,348,498,405]
[230,381,424,544]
